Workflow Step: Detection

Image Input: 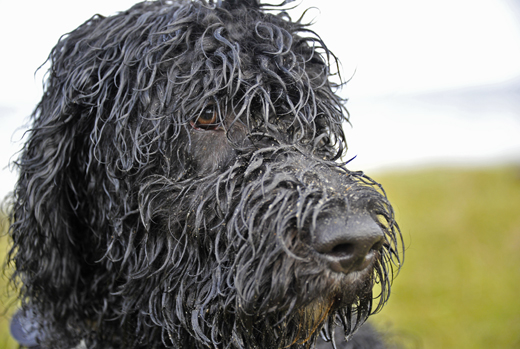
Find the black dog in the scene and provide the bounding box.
[8,0,403,348]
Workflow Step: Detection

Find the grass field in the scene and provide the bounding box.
[0,214,16,349]
[1,166,519,348]
[372,166,520,348]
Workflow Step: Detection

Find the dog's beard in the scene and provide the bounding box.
[281,269,376,347]
[128,150,400,348]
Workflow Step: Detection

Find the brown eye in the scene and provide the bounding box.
[192,106,219,130]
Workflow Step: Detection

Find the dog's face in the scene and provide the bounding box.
[9,1,402,348]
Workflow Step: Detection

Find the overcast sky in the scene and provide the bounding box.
[1,0,520,197]
[2,0,520,100]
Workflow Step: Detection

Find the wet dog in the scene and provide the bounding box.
[8,1,403,347]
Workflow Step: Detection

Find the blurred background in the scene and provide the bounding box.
[1,0,519,347]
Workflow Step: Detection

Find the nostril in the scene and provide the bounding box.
[326,236,383,260]
[330,243,355,257]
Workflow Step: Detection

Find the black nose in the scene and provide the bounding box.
[313,212,385,274]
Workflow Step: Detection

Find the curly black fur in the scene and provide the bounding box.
[8,1,403,348]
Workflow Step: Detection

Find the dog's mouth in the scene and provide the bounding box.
[292,239,385,317]
[290,269,376,346]
[320,256,377,301]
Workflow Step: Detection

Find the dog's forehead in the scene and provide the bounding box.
[131,1,326,75]
[55,1,341,119]
[113,1,347,140]
[23,0,348,178]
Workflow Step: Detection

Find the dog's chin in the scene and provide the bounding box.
[322,266,375,309]
[291,262,376,333]
[276,268,374,347]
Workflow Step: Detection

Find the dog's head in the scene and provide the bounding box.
[9,1,403,348]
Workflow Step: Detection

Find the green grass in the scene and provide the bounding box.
[1,166,519,348]
[372,166,520,348]
[0,215,17,349]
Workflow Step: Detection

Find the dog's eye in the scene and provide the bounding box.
[192,106,219,130]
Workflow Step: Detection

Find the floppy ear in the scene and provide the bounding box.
[9,77,89,319]
[8,7,181,334]
[8,15,119,327]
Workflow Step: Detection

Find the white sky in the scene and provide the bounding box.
[2,0,520,102]
[1,0,520,197]
[294,0,520,94]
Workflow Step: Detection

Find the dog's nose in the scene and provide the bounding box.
[313,212,384,274]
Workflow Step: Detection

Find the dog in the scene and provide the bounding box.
[8,0,403,348]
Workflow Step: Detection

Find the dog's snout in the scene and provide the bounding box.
[314,213,384,274]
